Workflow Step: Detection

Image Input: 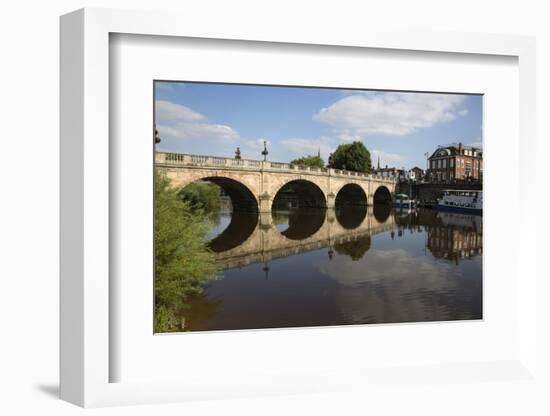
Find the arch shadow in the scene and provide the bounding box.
[272,179,327,210]
[373,185,392,205]
[179,177,259,252]
[208,212,259,253]
[373,203,391,223]
[335,183,368,207]
[274,208,327,241]
[335,205,367,230]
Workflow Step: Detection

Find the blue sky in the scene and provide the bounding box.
[155,81,482,170]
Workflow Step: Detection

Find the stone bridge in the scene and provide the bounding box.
[156,152,397,213]
[210,206,396,269]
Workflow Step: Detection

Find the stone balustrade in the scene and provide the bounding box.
[155,151,396,183]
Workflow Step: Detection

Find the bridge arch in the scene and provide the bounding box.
[176,175,259,212]
[335,183,368,206]
[373,185,392,205]
[271,179,327,210]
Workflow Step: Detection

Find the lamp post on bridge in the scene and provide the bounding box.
[261,140,269,161]
[154,127,161,145]
[424,152,429,182]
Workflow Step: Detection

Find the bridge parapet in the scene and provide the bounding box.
[156,151,397,184]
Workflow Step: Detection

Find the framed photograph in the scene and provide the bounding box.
[152,81,483,334]
[60,8,538,407]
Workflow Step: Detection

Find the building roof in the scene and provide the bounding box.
[429,142,482,159]
[437,142,481,150]
[376,166,405,173]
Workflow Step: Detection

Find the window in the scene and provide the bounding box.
[450,159,454,167]
[443,159,447,168]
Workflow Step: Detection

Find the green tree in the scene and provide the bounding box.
[289,154,325,169]
[328,141,372,173]
[179,181,221,215]
[334,235,371,261]
[155,172,219,332]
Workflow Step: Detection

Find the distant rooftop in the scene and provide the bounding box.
[437,142,482,150]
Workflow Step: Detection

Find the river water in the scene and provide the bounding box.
[180,206,482,332]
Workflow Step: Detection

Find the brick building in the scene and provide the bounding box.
[375,165,406,181]
[427,142,482,183]
[408,166,425,181]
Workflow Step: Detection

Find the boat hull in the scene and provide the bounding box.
[435,204,482,215]
[393,199,416,208]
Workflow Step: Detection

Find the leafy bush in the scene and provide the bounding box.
[179,181,221,215]
[155,172,219,332]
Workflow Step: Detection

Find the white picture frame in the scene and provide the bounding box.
[60,8,538,407]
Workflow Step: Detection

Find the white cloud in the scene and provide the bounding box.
[313,92,467,136]
[242,138,271,150]
[156,100,205,123]
[280,137,334,160]
[318,247,460,287]
[155,100,239,144]
[336,132,363,142]
[155,82,187,96]
[371,149,405,168]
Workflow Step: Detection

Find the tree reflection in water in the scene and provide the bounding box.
[333,234,371,260]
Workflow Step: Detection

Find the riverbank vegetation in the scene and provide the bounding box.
[179,182,222,216]
[155,172,220,332]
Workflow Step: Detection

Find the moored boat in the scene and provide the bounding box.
[436,189,482,214]
[393,193,416,209]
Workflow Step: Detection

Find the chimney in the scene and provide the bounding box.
[458,142,463,153]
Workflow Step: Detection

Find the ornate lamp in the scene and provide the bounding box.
[154,128,161,144]
[261,140,269,161]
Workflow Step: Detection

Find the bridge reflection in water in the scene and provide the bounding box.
[211,206,396,270]
[182,207,482,332]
